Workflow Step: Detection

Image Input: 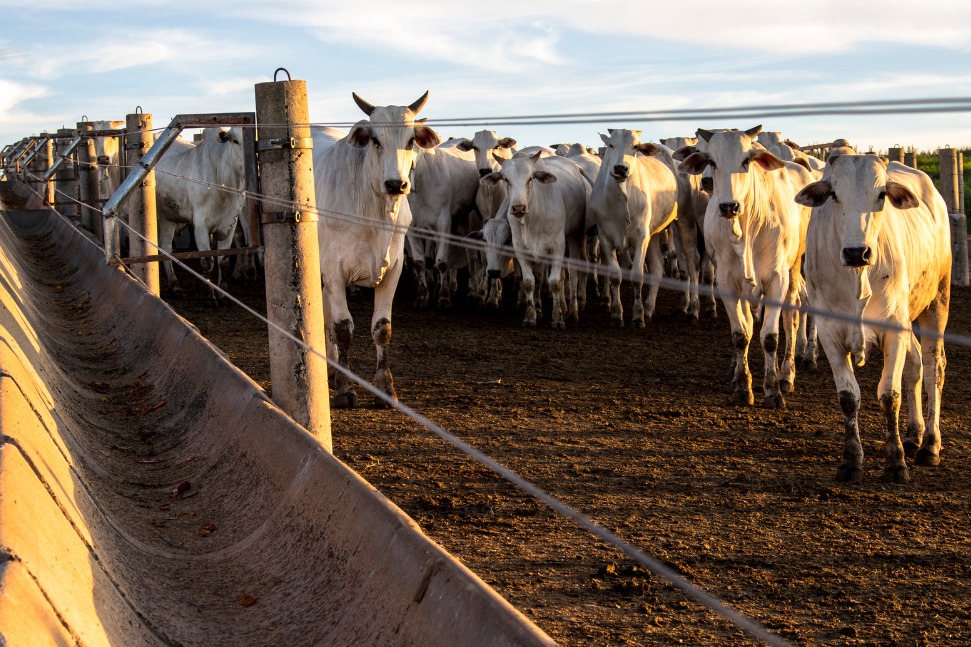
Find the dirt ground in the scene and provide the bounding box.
[170,264,971,647]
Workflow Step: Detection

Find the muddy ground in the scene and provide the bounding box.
[170,265,971,647]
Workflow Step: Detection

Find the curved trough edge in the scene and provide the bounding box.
[0,199,557,647]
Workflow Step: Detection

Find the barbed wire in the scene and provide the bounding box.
[14,168,795,646]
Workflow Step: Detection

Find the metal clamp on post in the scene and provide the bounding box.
[257,137,314,152]
[261,209,317,225]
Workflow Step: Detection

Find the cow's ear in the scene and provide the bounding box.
[794,181,833,208]
[635,142,660,156]
[744,124,763,139]
[678,152,711,175]
[455,138,474,152]
[467,229,484,241]
[783,139,800,150]
[696,129,714,143]
[600,132,611,146]
[480,172,502,186]
[533,171,557,184]
[498,137,516,149]
[791,157,812,172]
[414,123,441,149]
[347,121,371,148]
[886,181,919,210]
[749,149,786,171]
[672,145,696,162]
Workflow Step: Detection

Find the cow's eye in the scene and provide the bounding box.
[741,159,751,170]
[371,137,382,149]
[877,190,887,201]
[405,138,414,150]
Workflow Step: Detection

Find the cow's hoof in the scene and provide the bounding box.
[733,389,754,406]
[915,448,941,467]
[609,318,624,328]
[522,320,537,329]
[685,312,699,324]
[881,464,910,484]
[438,298,452,309]
[372,394,397,409]
[903,441,919,460]
[835,463,863,483]
[780,380,793,394]
[763,393,786,410]
[332,391,359,409]
[634,319,646,329]
[551,320,565,330]
[796,356,817,371]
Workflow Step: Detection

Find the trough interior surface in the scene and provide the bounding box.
[0,201,555,647]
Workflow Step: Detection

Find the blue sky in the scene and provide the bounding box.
[3,1,971,154]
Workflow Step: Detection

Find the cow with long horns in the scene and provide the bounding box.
[313,92,440,407]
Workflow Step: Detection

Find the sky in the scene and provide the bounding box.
[3,1,971,154]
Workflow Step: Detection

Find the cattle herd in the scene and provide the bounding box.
[56,92,958,485]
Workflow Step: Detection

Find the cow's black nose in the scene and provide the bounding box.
[718,201,741,218]
[611,165,629,179]
[479,168,492,178]
[487,269,501,279]
[384,179,408,194]
[841,246,873,267]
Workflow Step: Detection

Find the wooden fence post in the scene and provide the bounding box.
[887,146,905,164]
[125,112,160,295]
[254,74,332,450]
[941,146,970,286]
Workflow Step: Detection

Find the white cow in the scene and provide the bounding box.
[468,215,515,308]
[479,152,590,328]
[795,153,951,483]
[678,125,812,409]
[661,135,718,319]
[314,92,440,407]
[589,129,679,327]
[407,141,479,308]
[155,126,245,301]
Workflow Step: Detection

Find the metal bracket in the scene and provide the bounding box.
[262,210,302,224]
[257,137,314,152]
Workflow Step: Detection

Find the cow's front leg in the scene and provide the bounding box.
[725,296,754,406]
[371,262,404,408]
[630,235,650,328]
[643,237,664,323]
[519,259,538,328]
[600,238,624,326]
[878,332,909,483]
[759,272,788,409]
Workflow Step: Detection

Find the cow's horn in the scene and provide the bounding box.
[409,91,430,115]
[352,92,375,116]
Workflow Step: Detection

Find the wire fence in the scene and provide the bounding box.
[8,97,971,645]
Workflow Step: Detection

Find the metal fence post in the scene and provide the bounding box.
[125,112,160,295]
[77,121,101,233]
[254,74,332,450]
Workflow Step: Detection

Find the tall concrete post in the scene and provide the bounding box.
[254,76,332,449]
[942,147,969,286]
[55,128,79,220]
[125,112,160,296]
[77,121,101,234]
